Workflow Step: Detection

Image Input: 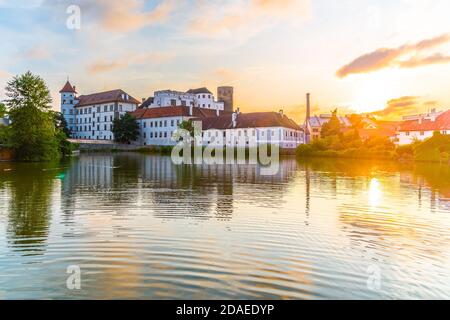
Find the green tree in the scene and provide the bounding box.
[5,71,59,161]
[321,109,341,138]
[179,120,195,136]
[50,110,71,136]
[112,113,139,144]
[0,102,6,118]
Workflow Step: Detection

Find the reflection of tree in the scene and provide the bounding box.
[5,163,56,255]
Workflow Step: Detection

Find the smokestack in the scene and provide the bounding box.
[306,93,311,121]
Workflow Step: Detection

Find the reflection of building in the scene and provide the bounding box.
[397,109,450,145]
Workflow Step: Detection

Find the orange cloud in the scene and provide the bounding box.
[21,45,51,60]
[188,0,310,36]
[337,34,450,78]
[87,52,175,74]
[370,96,439,120]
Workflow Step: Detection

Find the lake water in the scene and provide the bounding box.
[0,153,449,299]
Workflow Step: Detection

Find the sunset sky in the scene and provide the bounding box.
[0,0,450,121]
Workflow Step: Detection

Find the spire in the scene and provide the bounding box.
[59,80,77,93]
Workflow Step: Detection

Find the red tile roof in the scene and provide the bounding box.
[399,110,450,132]
[129,106,227,120]
[359,121,400,139]
[59,81,77,93]
[76,89,140,107]
[202,112,301,130]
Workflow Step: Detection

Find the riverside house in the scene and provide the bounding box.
[397,109,450,145]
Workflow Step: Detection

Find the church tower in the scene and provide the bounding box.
[60,80,77,136]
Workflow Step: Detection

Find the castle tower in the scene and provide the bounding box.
[217,86,234,113]
[59,80,77,136]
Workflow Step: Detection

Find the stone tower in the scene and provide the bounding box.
[217,86,234,113]
[59,80,77,136]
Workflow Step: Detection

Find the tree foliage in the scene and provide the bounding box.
[112,113,139,144]
[50,110,71,136]
[4,71,71,161]
[321,109,341,138]
[0,102,6,118]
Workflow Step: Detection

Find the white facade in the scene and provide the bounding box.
[73,102,137,140]
[397,129,448,145]
[202,127,303,149]
[60,81,139,141]
[150,89,224,111]
[138,116,186,146]
[61,91,77,133]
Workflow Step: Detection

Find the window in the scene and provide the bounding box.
[144,133,147,139]
[406,132,410,136]
[114,105,118,112]
[104,105,107,112]
[97,106,100,113]
[164,132,167,138]
[420,131,424,136]
[150,132,153,138]
[171,120,174,126]
[144,122,147,128]
[164,120,167,127]
[110,105,113,112]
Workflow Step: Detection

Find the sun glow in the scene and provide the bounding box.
[347,72,399,114]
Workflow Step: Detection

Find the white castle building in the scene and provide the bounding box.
[61,80,304,149]
[60,81,140,140]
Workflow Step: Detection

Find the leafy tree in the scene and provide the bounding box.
[321,108,341,138]
[112,113,139,144]
[0,102,6,118]
[50,110,71,136]
[178,120,195,137]
[5,71,60,161]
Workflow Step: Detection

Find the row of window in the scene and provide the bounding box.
[142,119,181,128]
[203,129,300,139]
[63,104,125,115]
[143,132,172,139]
[404,130,448,136]
[75,124,112,132]
[74,135,113,140]
[75,115,115,124]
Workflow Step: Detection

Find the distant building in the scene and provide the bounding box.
[202,110,303,149]
[397,109,450,145]
[147,87,225,111]
[60,81,140,140]
[130,105,219,146]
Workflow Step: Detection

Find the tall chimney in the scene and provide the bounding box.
[306,93,311,121]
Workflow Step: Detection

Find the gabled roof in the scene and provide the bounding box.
[129,106,224,120]
[186,87,212,95]
[308,115,352,127]
[399,110,450,132]
[75,89,140,107]
[59,81,77,93]
[202,112,301,130]
[139,97,154,109]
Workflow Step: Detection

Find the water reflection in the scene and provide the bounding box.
[0,163,59,256]
[0,155,449,299]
